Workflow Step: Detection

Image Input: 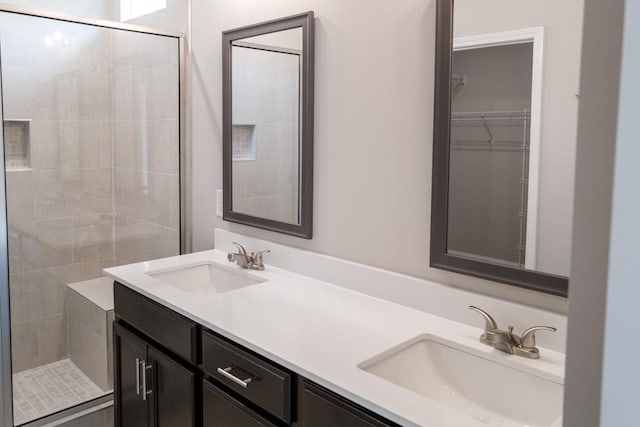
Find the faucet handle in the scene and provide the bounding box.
[519,326,556,348]
[468,306,499,331]
[250,250,270,270]
[231,242,247,255]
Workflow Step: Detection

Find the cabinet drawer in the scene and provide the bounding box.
[302,382,397,427]
[114,282,198,365]
[202,330,292,424]
[203,380,276,427]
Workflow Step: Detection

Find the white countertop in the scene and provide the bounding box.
[104,250,565,427]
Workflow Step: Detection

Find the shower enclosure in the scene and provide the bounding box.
[0,4,186,425]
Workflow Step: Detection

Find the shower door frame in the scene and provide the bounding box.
[0,3,191,425]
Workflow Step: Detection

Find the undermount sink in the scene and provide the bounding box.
[146,262,266,293]
[359,335,563,427]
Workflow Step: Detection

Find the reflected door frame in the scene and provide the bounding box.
[453,27,544,271]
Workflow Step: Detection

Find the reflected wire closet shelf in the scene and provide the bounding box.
[451,110,530,151]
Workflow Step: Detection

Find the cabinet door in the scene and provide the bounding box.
[114,322,149,427]
[302,383,394,427]
[203,380,275,427]
[148,345,196,427]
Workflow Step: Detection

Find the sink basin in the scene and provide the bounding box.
[146,262,266,293]
[359,335,563,426]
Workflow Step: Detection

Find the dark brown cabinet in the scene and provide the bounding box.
[113,282,397,427]
[301,382,392,427]
[203,380,276,427]
[114,322,195,427]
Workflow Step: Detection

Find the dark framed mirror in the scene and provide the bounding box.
[431,0,581,297]
[223,12,314,238]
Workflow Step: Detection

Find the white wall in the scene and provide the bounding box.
[563,0,624,425]
[190,0,568,313]
[454,0,583,280]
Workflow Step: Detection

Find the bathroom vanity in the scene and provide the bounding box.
[113,281,396,426]
[105,245,565,427]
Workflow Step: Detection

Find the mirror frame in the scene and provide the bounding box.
[430,0,568,297]
[222,11,314,239]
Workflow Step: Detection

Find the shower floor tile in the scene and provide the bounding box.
[12,359,105,426]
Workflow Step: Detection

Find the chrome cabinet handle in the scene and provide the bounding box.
[217,366,252,388]
[141,361,153,400]
[135,358,141,396]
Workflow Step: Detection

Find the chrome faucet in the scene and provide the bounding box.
[468,306,556,359]
[227,242,270,271]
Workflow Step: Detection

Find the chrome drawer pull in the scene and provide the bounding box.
[142,361,153,401]
[217,366,253,388]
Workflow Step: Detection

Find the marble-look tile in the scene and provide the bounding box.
[114,215,179,264]
[54,71,112,121]
[257,123,299,161]
[68,318,109,391]
[1,65,54,120]
[113,119,179,174]
[19,218,74,271]
[104,404,114,427]
[31,120,113,170]
[9,270,65,324]
[34,168,112,220]
[67,288,107,339]
[113,64,179,121]
[246,159,299,198]
[11,321,39,373]
[114,168,178,228]
[72,214,114,263]
[10,259,115,325]
[38,314,68,365]
[112,29,178,72]
[6,169,34,226]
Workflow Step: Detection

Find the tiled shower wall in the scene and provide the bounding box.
[3,16,115,373]
[2,4,183,374]
[111,30,180,264]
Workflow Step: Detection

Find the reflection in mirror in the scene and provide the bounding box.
[446,1,583,279]
[430,0,584,295]
[231,28,302,224]
[223,12,314,239]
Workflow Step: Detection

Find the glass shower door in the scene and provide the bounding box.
[0,10,181,425]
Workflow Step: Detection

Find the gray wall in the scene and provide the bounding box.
[191,0,567,312]
[563,0,624,425]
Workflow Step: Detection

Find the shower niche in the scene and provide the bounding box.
[3,120,30,171]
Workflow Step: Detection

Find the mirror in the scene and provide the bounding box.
[431,0,584,296]
[223,12,314,238]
